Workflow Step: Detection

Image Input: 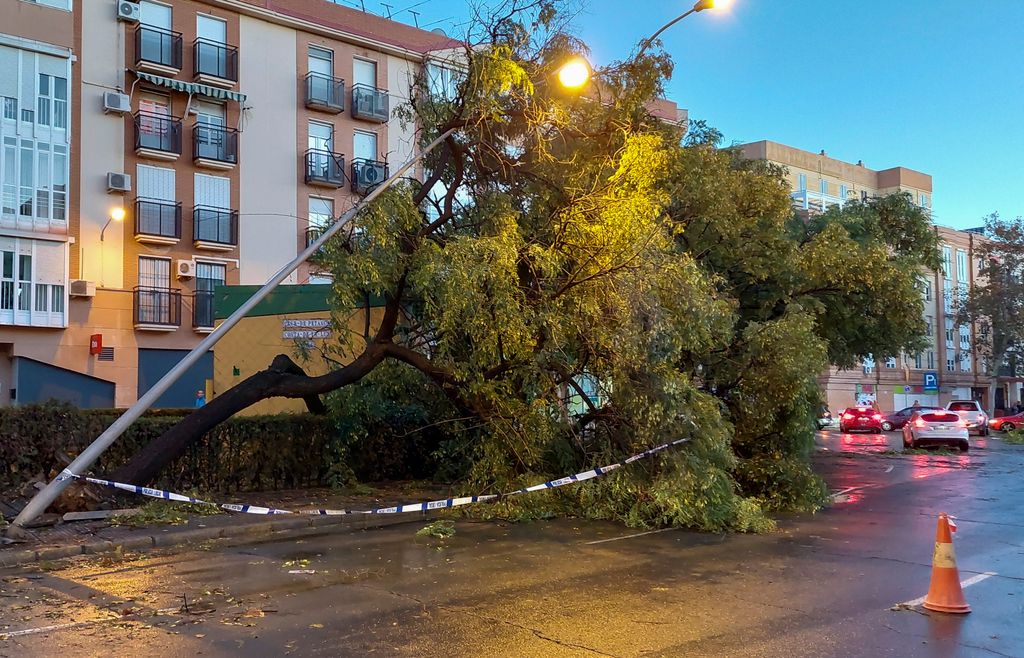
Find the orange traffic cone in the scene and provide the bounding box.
[922,513,971,614]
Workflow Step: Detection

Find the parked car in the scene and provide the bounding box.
[817,407,835,429]
[903,410,970,451]
[839,407,883,433]
[880,406,943,432]
[989,412,1024,432]
[945,400,989,436]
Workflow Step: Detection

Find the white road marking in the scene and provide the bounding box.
[896,572,997,608]
[0,606,180,638]
[884,465,894,473]
[584,527,679,545]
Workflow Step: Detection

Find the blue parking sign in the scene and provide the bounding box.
[924,371,939,392]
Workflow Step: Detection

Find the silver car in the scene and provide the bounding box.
[946,400,989,436]
[903,410,970,452]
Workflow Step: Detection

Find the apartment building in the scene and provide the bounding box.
[737,140,1023,413]
[0,0,458,408]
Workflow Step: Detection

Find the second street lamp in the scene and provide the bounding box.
[637,0,730,58]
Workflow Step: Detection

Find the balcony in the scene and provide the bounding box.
[790,189,848,215]
[192,123,238,169]
[193,206,237,251]
[351,159,388,195]
[134,286,182,331]
[351,84,389,123]
[134,112,182,161]
[193,38,238,87]
[135,25,183,76]
[134,198,181,245]
[305,226,324,248]
[305,72,345,114]
[193,290,215,332]
[304,149,345,188]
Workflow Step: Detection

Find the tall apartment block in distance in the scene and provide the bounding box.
[0,0,462,408]
[737,140,1023,413]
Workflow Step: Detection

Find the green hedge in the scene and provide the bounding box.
[1,402,344,494]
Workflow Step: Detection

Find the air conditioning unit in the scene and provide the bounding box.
[116,1,141,23]
[352,160,387,194]
[176,259,195,279]
[103,91,131,114]
[107,172,131,193]
[69,280,96,297]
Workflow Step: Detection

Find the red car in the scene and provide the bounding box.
[990,412,1024,432]
[839,407,883,433]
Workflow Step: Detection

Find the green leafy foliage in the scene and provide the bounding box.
[416,519,456,539]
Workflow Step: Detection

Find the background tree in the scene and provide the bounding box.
[958,214,1024,415]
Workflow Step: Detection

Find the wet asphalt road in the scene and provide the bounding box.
[2,431,1024,657]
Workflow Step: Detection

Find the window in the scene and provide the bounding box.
[946,356,956,372]
[797,173,806,191]
[308,121,333,152]
[28,0,71,8]
[426,62,462,101]
[194,261,225,328]
[945,319,954,347]
[943,280,952,314]
[860,190,869,202]
[923,279,932,302]
[353,130,378,162]
[914,353,922,369]
[197,14,226,44]
[941,246,951,277]
[885,357,897,369]
[960,352,972,372]
[353,58,377,87]
[37,74,67,128]
[137,257,171,324]
[309,196,333,231]
[309,46,333,76]
[959,326,971,349]
[0,137,67,222]
[863,354,874,374]
[819,179,828,195]
[920,193,930,208]
[2,97,16,121]
[140,0,172,29]
[956,249,968,281]
[927,351,935,369]
[0,237,66,326]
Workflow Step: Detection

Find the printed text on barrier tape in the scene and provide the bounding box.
[58,438,689,516]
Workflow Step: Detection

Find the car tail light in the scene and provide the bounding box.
[914,418,927,428]
[872,413,882,421]
[958,420,968,428]
[842,413,854,420]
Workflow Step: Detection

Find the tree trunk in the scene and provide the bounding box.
[111,348,388,486]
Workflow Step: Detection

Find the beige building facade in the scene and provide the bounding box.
[738,140,1022,414]
[0,0,459,408]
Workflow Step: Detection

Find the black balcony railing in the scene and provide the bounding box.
[193,206,237,246]
[193,38,239,82]
[134,112,182,155]
[304,149,345,187]
[351,158,388,194]
[135,25,183,70]
[134,198,181,240]
[351,84,389,122]
[193,289,216,329]
[192,123,238,164]
[305,226,324,248]
[134,286,182,327]
[305,72,345,113]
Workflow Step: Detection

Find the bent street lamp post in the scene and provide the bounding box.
[11,127,456,531]
[636,0,726,59]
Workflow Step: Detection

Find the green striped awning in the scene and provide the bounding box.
[134,70,246,103]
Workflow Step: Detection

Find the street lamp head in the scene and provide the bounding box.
[557,57,591,90]
[694,0,729,11]
[110,207,126,222]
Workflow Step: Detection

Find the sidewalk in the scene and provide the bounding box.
[0,483,447,569]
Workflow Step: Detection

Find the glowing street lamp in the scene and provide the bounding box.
[101,206,125,242]
[557,57,592,89]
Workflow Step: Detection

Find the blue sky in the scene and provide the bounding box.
[385,0,1024,229]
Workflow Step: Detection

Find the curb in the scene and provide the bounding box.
[0,511,434,569]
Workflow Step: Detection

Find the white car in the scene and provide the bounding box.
[946,400,989,436]
[903,410,970,452]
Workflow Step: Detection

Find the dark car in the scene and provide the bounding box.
[839,407,883,433]
[990,412,1024,432]
[880,406,943,432]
